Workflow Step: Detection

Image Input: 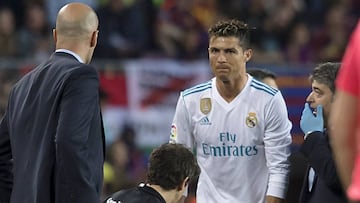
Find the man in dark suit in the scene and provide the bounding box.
[298,62,347,203]
[0,3,105,203]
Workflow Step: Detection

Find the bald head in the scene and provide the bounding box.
[54,3,99,63]
[55,3,98,39]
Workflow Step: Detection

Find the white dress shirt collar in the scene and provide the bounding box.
[55,49,84,63]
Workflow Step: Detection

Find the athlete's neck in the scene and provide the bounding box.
[148,184,182,203]
[216,75,248,102]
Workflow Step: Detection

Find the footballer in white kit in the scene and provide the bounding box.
[170,76,292,203]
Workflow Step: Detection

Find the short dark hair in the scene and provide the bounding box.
[147,143,200,190]
[208,19,253,49]
[310,62,340,93]
[247,68,277,81]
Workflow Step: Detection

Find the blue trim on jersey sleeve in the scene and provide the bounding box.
[250,80,278,96]
[183,81,212,97]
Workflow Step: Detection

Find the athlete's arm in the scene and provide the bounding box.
[264,92,292,199]
[266,195,283,203]
[170,93,194,148]
[330,90,357,189]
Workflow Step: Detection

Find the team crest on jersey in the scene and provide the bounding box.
[170,124,177,143]
[246,112,258,128]
[200,98,212,114]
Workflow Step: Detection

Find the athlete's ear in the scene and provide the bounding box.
[90,30,98,48]
[177,177,189,191]
[244,49,252,62]
[53,29,57,43]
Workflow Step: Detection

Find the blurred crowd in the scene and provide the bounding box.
[0,0,359,64]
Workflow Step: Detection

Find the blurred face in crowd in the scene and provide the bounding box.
[0,8,15,35]
[26,5,47,32]
[306,80,333,123]
[208,36,252,83]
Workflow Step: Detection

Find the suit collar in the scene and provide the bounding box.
[54,49,84,63]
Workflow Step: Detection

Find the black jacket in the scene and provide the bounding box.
[299,131,347,203]
[0,52,105,203]
[103,184,166,203]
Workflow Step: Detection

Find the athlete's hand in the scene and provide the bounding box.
[266,195,283,203]
[300,103,324,137]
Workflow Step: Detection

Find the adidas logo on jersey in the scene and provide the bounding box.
[200,116,211,125]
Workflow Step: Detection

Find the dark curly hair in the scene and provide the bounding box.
[146,143,200,190]
[310,62,340,93]
[208,19,254,49]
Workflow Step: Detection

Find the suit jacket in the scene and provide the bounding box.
[299,131,347,203]
[0,52,105,203]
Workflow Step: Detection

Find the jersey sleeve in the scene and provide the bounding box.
[170,92,195,149]
[264,91,292,198]
[336,22,360,96]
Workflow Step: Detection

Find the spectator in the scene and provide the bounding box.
[45,0,99,26]
[103,125,148,196]
[16,4,53,63]
[312,4,349,62]
[95,0,150,58]
[0,7,17,57]
[103,138,133,195]
[247,68,278,89]
[284,22,313,64]
[155,0,208,59]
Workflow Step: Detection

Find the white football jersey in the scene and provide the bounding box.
[170,76,292,203]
